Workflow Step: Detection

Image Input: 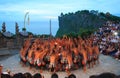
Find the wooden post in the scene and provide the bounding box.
[50,19,52,39]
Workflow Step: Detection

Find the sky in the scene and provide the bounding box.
[0,0,120,22]
[0,0,120,35]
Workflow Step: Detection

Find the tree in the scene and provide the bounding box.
[2,22,6,33]
[22,28,26,31]
[106,12,110,16]
[60,12,64,17]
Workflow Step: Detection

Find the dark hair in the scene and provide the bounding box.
[98,72,117,78]
[117,75,120,78]
[24,72,32,78]
[33,73,42,78]
[68,74,76,78]
[51,73,58,78]
[1,73,11,78]
[12,73,25,78]
[89,75,98,78]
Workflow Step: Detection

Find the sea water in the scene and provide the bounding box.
[0,21,59,36]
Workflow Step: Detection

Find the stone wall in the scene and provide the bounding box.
[7,39,14,48]
[0,38,25,49]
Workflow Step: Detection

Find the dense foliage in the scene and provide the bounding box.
[56,10,120,37]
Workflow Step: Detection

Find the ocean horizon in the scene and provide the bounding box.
[0,21,59,36]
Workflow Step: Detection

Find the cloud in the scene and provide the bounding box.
[43,16,58,19]
[24,9,56,15]
[0,1,73,13]
[0,1,74,21]
[0,0,120,21]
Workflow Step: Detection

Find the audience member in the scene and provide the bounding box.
[24,72,32,78]
[33,73,42,78]
[89,75,98,78]
[51,73,58,78]
[89,72,118,78]
[1,73,11,78]
[98,72,117,78]
[12,73,25,78]
[68,74,76,78]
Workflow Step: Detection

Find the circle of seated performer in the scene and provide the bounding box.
[20,36,100,72]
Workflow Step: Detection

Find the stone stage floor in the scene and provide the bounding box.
[0,50,120,78]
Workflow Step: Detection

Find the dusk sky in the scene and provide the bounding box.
[0,0,120,35]
[0,0,120,22]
